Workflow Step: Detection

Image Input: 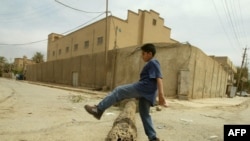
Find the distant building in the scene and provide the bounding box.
[47,9,178,61]
[14,56,35,73]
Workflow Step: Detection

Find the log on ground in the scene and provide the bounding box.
[106,99,137,141]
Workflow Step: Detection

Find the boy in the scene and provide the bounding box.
[84,43,168,141]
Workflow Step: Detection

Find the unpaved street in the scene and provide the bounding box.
[1,78,250,141]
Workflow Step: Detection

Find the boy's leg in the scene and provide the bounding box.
[97,84,140,111]
[139,98,158,141]
[85,84,140,120]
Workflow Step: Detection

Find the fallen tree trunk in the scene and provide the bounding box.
[106,99,137,141]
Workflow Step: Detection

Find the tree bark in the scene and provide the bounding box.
[106,99,137,141]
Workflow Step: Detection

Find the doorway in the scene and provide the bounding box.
[72,72,79,87]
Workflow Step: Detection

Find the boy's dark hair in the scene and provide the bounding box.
[141,43,156,56]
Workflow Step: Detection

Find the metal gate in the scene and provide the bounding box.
[178,70,190,99]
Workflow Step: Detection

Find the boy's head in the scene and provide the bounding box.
[141,43,156,56]
[140,43,156,62]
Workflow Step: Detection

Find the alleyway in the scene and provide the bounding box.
[0,78,250,141]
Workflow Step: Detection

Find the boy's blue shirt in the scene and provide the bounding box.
[133,58,162,106]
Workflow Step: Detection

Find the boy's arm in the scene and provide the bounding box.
[157,78,169,107]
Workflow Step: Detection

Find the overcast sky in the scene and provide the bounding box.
[0,0,249,67]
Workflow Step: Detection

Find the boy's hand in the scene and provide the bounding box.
[156,78,168,107]
[158,95,169,107]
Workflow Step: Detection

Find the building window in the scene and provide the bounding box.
[74,44,78,51]
[97,37,103,45]
[53,51,55,56]
[58,49,61,55]
[152,19,157,26]
[66,46,69,53]
[84,41,89,48]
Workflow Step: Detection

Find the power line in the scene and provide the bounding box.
[0,39,47,46]
[211,0,250,56]
[229,0,242,44]
[237,0,249,45]
[54,0,104,14]
[223,0,242,48]
[61,12,105,35]
[0,12,106,46]
[0,3,59,23]
[0,0,107,45]
[228,0,247,48]
[211,0,241,54]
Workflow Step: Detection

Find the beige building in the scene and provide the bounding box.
[26,9,237,99]
[14,56,35,73]
[47,10,177,61]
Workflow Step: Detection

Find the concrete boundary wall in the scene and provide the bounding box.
[26,53,106,89]
[26,43,231,99]
[107,43,229,99]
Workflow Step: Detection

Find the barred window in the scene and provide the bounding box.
[74,44,78,51]
[97,37,103,45]
[66,46,69,53]
[84,41,89,48]
[152,19,157,26]
[58,49,61,55]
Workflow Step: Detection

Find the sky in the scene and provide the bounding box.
[0,0,249,67]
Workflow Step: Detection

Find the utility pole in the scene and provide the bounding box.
[240,54,248,94]
[236,47,247,93]
[104,0,109,88]
[105,0,108,63]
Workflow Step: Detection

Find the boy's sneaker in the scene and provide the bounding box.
[149,137,160,141]
[84,105,103,120]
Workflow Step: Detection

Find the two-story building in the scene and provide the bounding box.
[47,10,177,61]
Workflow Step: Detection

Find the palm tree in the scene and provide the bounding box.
[32,52,44,63]
[0,56,6,76]
[0,56,6,63]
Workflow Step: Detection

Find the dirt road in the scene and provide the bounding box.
[1,78,250,141]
